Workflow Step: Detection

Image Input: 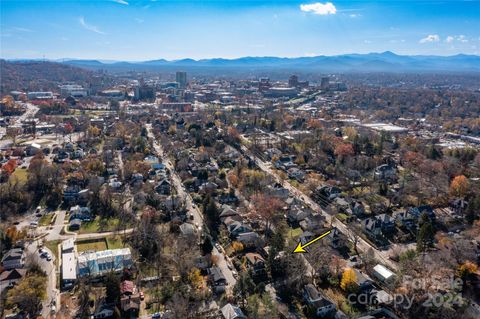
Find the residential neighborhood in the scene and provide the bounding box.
[1,3,480,317]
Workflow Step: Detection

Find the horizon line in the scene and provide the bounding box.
[2,51,479,63]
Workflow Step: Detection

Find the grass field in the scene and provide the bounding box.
[76,235,128,253]
[78,216,122,234]
[106,236,127,250]
[39,213,55,226]
[76,238,108,253]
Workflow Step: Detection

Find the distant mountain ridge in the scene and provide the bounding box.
[5,51,480,73]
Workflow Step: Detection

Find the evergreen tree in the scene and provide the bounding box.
[201,237,213,255]
[105,272,121,304]
[417,222,435,252]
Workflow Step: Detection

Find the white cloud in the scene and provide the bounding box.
[300,2,337,15]
[457,35,468,43]
[111,0,129,5]
[349,13,361,18]
[419,34,440,43]
[79,17,106,35]
[445,35,469,43]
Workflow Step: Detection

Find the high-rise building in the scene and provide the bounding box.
[320,77,330,91]
[258,77,271,92]
[288,75,299,88]
[176,71,187,89]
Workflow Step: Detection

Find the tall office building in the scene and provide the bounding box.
[320,77,330,91]
[288,75,299,88]
[176,71,187,89]
[258,77,271,92]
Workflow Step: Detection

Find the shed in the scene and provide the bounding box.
[372,264,395,282]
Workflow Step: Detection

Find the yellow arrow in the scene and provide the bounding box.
[293,229,332,253]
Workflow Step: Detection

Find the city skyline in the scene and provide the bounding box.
[1,0,479,60]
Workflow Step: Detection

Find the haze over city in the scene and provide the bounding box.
[1,0,480,60]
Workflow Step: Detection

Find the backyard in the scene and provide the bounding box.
[78,216,128,234]
[76,235,129,253]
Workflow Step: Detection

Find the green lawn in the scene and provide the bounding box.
[11,168,28,185]
[45,240,61,264]
[39,213,55,226]
[78,216,123,234]
[76,235,128,253]
[106,236,127,249]
[76,238,108,253]
[287,227,303,240]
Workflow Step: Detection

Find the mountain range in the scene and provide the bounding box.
[53,51,480,73]
[5,52,480,74]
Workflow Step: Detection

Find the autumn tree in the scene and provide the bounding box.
[188,267,205,290]
[457,261,478,281]
[449,175,469,198]
[335,143,355,164]
[226,126,241,145]
[6,273,47,317]
[340,268,358,293]
[27,153,63,205]
[250,193,284,233]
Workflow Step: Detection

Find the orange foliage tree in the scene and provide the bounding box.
[449,175,469,198]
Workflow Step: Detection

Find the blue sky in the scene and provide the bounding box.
[1,1,479,60]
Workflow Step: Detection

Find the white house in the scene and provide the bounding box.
[77,248,132,277]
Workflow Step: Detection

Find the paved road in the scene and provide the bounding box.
[0,103,39,146]
[24,239,58,318]
[146,124,237,290]
[240,145,399,272]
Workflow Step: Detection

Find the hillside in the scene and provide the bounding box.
[0,60,101,95]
